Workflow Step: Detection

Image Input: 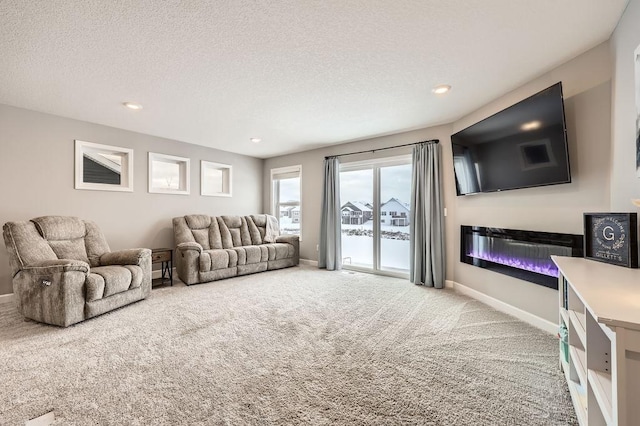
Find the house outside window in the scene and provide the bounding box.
[271,165,302,238]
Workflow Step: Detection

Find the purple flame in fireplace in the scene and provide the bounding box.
[467,251,559,277]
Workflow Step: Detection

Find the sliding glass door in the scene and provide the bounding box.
[340,156,412,276]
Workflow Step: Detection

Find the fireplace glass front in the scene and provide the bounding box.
[461,226,583,289]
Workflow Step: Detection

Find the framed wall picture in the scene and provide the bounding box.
[75,140,134,192]
[148,152,190,195]
[584,213,638,268]
[201,161,232,197]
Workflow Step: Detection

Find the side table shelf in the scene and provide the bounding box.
[151,248,173,287]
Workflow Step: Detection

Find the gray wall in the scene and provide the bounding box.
[451,43,612,323]
[263,124,457,281]
[610,0,640,210]
[0,104,263,295]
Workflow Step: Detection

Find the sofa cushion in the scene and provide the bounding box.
[226,249,238,267]
[200,249,240,271]
[86,272,105,301]
[265,243,294,261]
[191,229,210,250]
[31,216,90,263]
[123,265,143,289]
[84,221,111,267]
[185,215,211,230]
[244,245,262,264]
[249,215,267,243]
[2,222,57,272]
[210,250,230,270]
[245,216,263,245]
[32,216,85,240]
[185,215,212,250]
[232,247,246,265]
[87,267,137,301]
[259,245,269,262]
[216,217,234,249]
[219,216,252,247]
[91,266,132,297]
[47,239,90,263]
[209,219,223,249]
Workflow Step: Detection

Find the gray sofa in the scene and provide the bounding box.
[2,216,151,327]
[173,214,299,285]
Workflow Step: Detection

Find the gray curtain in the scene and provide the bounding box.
[410,142,445,288]
[319,157,342,270]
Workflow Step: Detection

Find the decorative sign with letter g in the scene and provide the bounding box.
[584,213,638,268]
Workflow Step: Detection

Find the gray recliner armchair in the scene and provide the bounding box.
[2,216,151,327]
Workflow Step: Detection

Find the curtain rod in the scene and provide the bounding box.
[324,139,439,160]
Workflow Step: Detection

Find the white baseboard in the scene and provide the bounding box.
[450,280,556,335]
[0,292,14,302]
[299,259,318,267]
[445,279,454,289]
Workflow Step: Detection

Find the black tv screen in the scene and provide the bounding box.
[451,82,570,196]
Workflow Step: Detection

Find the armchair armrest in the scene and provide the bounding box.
[100,248,151,266]
[15,259,90,326]
[176,242,203,254]
[22,259,90,276]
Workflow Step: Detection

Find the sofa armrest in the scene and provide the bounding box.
[176,242,203,254]
[275,235,299,244]
[22,259,90,276]
[175,242,202,285]
[100,248,151,266]
[275,235,299,264]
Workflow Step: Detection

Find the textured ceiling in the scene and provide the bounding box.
[0,1,628,158]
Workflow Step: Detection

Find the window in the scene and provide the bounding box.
[148,152,190,195]
[201,161,232,197]
[271,165,302,238]
[75,140,133,192]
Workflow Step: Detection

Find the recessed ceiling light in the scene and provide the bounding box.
[123,102,143,110]
[521,121,541,131]
[250,138,262,143]
[432,84,451,95]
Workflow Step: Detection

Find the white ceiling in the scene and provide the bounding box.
[0,1,628,158]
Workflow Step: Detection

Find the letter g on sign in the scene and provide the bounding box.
[602,226,615,241]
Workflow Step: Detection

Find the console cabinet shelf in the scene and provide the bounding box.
[553,256,640,426]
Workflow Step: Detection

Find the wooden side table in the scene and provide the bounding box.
[151,248,173,287]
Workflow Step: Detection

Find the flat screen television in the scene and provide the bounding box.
[451,82,570,196]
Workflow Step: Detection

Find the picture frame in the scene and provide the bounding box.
[201,161,232,197]
[148,152,190,195]
[75,140,134,192]
[584,213,638,268]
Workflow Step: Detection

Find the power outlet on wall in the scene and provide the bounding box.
[316,244,319,252]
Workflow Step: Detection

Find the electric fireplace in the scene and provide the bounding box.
[461,226,583,289]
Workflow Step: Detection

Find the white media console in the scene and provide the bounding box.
[552,256,640,425]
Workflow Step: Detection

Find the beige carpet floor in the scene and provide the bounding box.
[0,265,576,425]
